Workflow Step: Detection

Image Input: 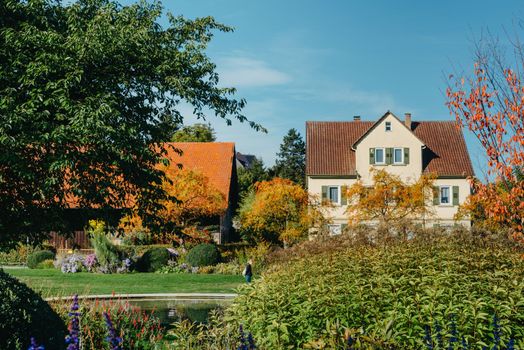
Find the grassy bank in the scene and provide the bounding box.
[3,267,244,296]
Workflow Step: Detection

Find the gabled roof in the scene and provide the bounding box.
[351,111,425,148]
[306,117,475,177]
[164,142,236,202]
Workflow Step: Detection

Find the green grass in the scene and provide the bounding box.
[2,267,244,296]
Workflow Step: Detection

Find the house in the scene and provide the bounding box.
[164,142,238,244]
[306,111,474,234]
[50,142,238,249]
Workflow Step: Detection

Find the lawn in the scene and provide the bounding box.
[3,267,244,296]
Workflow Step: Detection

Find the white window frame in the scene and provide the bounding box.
[327,186,340,205]
[375,148,385,165]
[393,147,404,164]
[328,224,342,236]
[439,186,452,206]
[385,121,392,132]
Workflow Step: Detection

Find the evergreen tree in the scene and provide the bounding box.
[237,157,269,199]
[273,128,306,187]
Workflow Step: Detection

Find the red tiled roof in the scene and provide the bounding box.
[306,120,474,177]
[164,142,236,201]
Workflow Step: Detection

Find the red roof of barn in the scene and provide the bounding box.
[164,142,236,202]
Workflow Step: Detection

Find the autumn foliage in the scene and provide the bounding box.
[238,178,329,246]
[120,166,226,240]
[447,60,524,239]
[345,169,436,232]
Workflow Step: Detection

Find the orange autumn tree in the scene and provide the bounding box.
[345,169,436,233]
[447,35,524,239]
[238,178,329,246]
[120,166,226,240]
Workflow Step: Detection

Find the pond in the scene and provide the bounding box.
[127,297,231,326]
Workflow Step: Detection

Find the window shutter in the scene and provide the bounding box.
[321,186,328,202]
[452,186,459,205]
[404,148,410,164]
[432,186,440,205]
[341,185,348,205]
[386,148,393,165]
[369,148,375,164]
[341,223,347,234]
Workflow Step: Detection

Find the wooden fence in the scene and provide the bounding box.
[49,231,91,250]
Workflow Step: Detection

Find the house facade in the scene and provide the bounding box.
[306,111,474,234]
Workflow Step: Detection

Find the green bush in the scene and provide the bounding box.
[186,243,220,267]
[137,247,170,272]
[0,244,36,265]
[27,250,55,269]
[228,231,524,349]
[36,259,55,269]
[0,269,66,349]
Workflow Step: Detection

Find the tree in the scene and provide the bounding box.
[345,169,436,233]
[238,178,328,246]
[446,28,524,239]
[273,128,306,187]
[237,157,269,199]
[171,123,216,142]
[119,167,226,238]
[0,0,261,249]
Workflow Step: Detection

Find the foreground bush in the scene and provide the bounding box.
[0,269,66,349]
[186,243,220,267]
[228,231,524,349]
[137,247,170,272]
[27,250,55,269]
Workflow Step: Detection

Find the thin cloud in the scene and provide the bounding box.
[217,56,292,88]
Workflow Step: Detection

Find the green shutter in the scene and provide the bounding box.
[452,186,459,205]
[433,186,440,205]
[321,186,328,202]
[404,148,410,165]
[341,223,348,234]
[386,148,393,165]
[341,185,348,205]
[369,148,375,164]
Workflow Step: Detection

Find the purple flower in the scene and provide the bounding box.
[103,312,123,350]
[27,337,44,350]
[65,295,81,350]
[83,254,98,272]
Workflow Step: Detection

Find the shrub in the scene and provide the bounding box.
[89,221,122,272]
[228,231,524,349]
[137,247,170,272]
[0,244,36,265]
[0,269,66,349]
[185,243,220,267]
[36,259,55,269]
[27,250,55,269]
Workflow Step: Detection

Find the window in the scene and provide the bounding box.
[328,186,339,204]
[385,121,391,131]
[375,148,385,164]
[393,148,403,164]
[328,224,342,235]
[440,186,450,205]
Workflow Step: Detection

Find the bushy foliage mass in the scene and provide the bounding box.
[137,247,170,272]
[0,269,66,349]
[228,231,524,349]
[186,244,220,267]
[27,250,55,269]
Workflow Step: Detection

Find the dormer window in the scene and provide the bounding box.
[385,122,391,131]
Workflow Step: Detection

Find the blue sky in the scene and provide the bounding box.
[129,0,522,178]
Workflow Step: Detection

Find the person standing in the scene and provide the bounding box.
[243,259,253,283]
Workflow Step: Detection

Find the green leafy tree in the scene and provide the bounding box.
[237,157,269,199]
[171,123,216,142]
[0,0,261,249]
[273,128,306,187]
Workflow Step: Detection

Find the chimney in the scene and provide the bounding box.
[353,115,361,121]
[404,113,412,130]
